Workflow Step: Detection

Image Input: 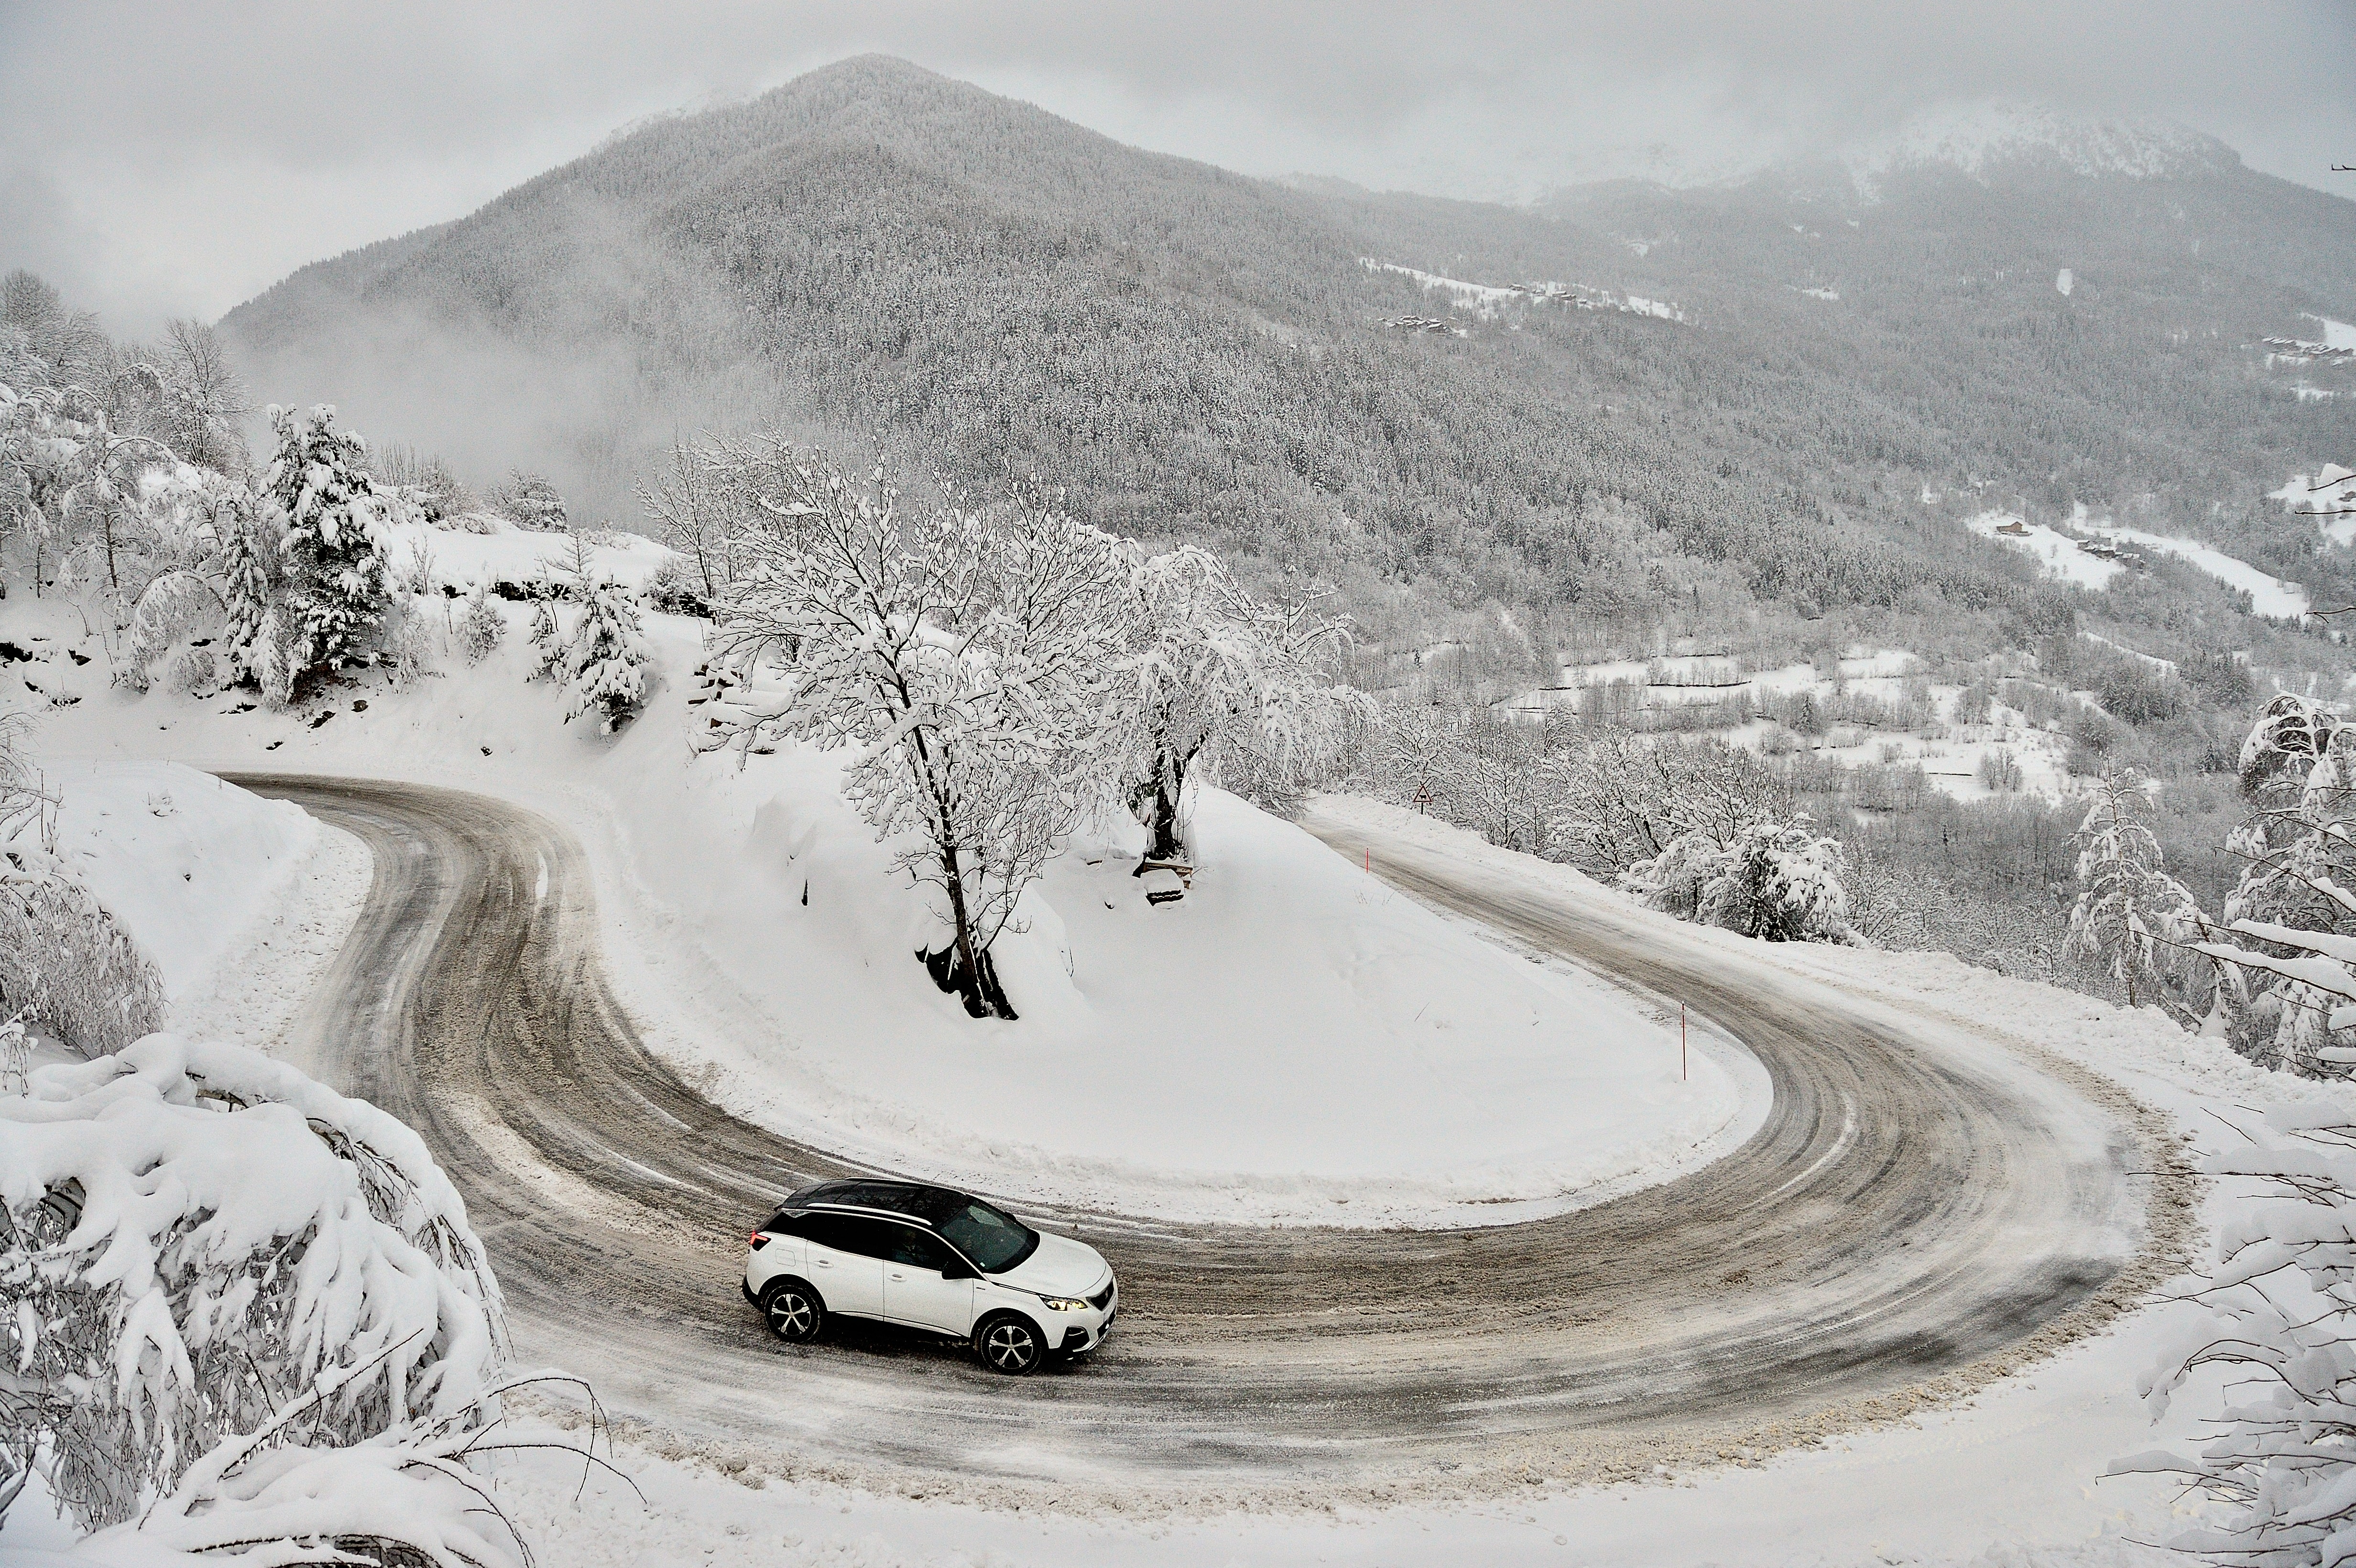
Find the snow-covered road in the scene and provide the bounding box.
[234,773,2174,1504]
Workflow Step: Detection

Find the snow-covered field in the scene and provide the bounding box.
[1966,509,2127,589]
[1361,258,1690,324]
[5,588,1750,1228]
[387,514,679,593]
[2081,520,2310,620]
[1500,642,2083,804]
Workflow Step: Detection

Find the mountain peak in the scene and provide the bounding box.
[1843,102,2240,194]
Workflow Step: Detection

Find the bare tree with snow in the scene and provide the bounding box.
[1116,545,1363,864]
[699,454,1126,1018]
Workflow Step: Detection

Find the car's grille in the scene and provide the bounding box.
[1088,1282,1115,1311]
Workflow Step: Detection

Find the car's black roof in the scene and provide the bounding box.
[781,1179,977,1226]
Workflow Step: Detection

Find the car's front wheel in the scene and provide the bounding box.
[974,1312,1045,1375]
[759,1277,825,1344]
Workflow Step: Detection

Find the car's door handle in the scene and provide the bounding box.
[813,1258,830,1267]
[889,1272,907,1281]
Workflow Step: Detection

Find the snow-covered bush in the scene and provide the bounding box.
[2121,1110,2356,1565]
[489,468,567,531]
[457,582,506,664]
[557,577,649,730]
[1629,815,1853,943]
[261,403,393,687]
[0,711,164,1055]
[701,454,1127,1018]
[0,1033,504,1534]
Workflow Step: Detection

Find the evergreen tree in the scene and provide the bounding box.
[261,404,390,686]
[217,501,271,682]
[558,578,649,731]
[2065,769,2204,1018]
[525,591,564,682]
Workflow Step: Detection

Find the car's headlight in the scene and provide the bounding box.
[1037,1295,1089,1313]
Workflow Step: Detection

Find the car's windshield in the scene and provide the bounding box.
[915,1189,1038,1273]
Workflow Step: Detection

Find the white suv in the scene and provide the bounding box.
[743,1179,1117,1374]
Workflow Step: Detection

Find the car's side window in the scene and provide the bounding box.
[797,1214,857,1253]
[818,1216,902,1260]
[884,1226,951,1271]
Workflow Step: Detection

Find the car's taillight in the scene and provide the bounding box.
[750,1232,768,1251]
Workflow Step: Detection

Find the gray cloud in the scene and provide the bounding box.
[3,1,2350,336]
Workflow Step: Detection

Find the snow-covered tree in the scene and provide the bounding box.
[457,582,506,664]
[217,491,273,679]
[490,468,567,531]
[2121,1110,2356,1564]
[2206,699,2356,1072]
[0,1033,505,1538]
[525,588,565,682]
[558,577,649,730]
[261,403,392,688]
[700,455,1126,1018]
[2065,769,2207,1019]
[1116,546,1363,863]
[1630,815,1853,943]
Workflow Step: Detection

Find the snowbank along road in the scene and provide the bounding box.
[233,774,2166,1498]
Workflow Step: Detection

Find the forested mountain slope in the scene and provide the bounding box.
[221,55,2354,657]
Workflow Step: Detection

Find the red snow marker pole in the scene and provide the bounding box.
[1365,848,1371,871]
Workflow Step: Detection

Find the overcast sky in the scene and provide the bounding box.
[4,0,2350,338]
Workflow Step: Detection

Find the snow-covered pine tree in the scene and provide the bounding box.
[557,577,648,730]
[456,582,504,664]
[524,587,564,682]
[260,404,390,687]
[215,492,271,681]
[2066,768,2206,1019]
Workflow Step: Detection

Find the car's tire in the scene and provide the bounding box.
[973,1311,1046,1375]
[757,1277,825,1344]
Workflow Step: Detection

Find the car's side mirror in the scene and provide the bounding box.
[940,1259,977,1281]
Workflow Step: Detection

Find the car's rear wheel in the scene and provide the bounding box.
[974,1312,1045,1375]
[759,1277,824,1344]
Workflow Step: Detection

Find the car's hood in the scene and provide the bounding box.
[992,1230,1110,1297]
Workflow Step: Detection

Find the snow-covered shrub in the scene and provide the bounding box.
[644,551,711,617]
[489,468,567,531]
[457,583,505,664]
[0,715,164,1056]
[557,578,648,730]
[261,403,393,686]
[0,1033,504,1533]
[85,1419,527,1568]
[2120,1110,2356,1564]
[1629,815,1853,943]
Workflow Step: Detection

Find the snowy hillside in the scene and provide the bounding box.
[1844,101,2240,194]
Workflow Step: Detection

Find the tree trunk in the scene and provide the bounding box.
[1144,751,1187,863]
